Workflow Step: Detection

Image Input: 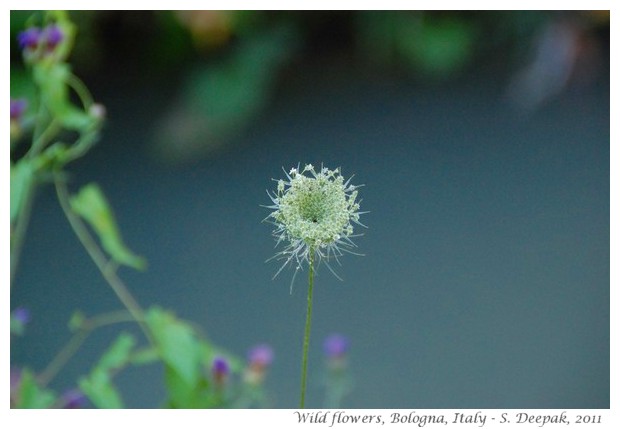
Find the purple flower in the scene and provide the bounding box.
[43,24,63,49]
[212,357,230,383]
[61,389,88,409]
[323,333,349,359]
[12,307,31,325]
[17,27,41,50]
[10,99,28,120]
[248,344,274,370]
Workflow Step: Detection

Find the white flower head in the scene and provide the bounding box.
[265,164,365,283]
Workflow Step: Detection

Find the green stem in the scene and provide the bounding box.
[66,74,94,109]
[10,183,36,288]
[53,172,151,342]
[38,310,135,386]
[299,249,315,408]
[11,100,51,287]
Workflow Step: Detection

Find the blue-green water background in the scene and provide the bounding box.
[11,62,609,408]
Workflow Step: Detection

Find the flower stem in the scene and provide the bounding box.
[299,249,315,408]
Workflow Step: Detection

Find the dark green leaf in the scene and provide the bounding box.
[397,17,476,78]
[70,183,146,270]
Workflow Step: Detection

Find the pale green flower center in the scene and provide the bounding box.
[273,166,357,248]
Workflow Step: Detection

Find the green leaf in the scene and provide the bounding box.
[70,183,146,270]
[97,333,135,371]
[15,369,57,409]
[164,365,213,408]
[79,369,123,409]
[10,159,34,224]
[145,307,200,388]
[78,333,135,409]
[397,16,476,78]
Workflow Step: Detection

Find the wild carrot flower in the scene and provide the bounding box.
[264,164,365,408]
[265,164,364,281]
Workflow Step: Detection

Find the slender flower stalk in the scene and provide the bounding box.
[265,164,365,408]
[299,249,315,408]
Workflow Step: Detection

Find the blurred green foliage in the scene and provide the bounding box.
[70,183,147,270]
[9,10,608,163]
[10,11,273,409]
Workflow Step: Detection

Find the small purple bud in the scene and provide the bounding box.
[12,307,31,325]
[43,24,64,49]
[17,27,41,50]
[212,357,230,383]
[61,389,88,409]
[10,99,28,120]
[323,333,349,359]
[248,344,274,370]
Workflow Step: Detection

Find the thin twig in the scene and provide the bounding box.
[53,172,151,343]
[38,310,135,386]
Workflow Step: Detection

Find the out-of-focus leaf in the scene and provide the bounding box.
[164,365,220,409]
[10,66,36,102]
[78,333,134,409]
[153,24,299,162]
[398,16,476,78]
[70,183,146,270]
[357,12,476,79]
[14,369,56,409]
[79,369,123,409]
[145,307,201,388]
[10,159,34,224]
[97,333,135,372]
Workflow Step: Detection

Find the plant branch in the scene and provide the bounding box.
[38,310,135,386]
[53,172,151,342]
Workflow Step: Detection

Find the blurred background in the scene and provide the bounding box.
[10,10,609,408]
